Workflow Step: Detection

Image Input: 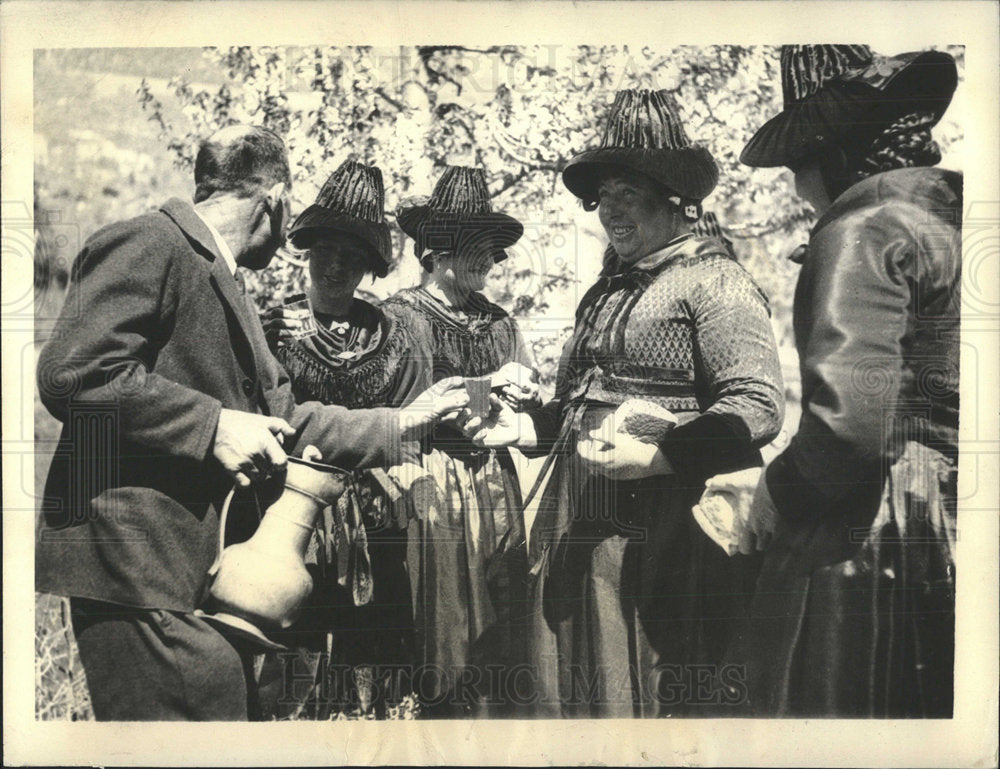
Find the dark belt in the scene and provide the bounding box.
[569,364,697,402]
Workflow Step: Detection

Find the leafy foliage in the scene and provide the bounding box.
[35,593,92,720]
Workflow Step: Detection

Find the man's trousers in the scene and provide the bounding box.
[70,598,252,720]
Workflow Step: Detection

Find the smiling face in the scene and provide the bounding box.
[597,170,681,263]
[306,233,371,302]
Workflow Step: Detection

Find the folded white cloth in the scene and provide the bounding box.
[692,490,743,556]
[692,467,763,556]
[579,399,678,445]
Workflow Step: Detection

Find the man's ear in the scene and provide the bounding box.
[265,182,286,211]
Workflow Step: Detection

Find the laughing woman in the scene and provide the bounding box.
[469,90,785,717]
[383,166,539,717]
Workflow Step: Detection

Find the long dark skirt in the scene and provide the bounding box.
[727,441,957,717]
[406,446,528,718]
[527,453,762,718]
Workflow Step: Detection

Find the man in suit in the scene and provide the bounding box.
[36,125,465,720]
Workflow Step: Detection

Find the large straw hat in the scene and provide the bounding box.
[397,165,523,263]
[741,45,958,168]
[288,160,393,278]
[562,89,719,204]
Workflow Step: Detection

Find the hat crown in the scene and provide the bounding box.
[600,89,692,151]
[426,166,496,216]
[314,160,385,222]
[781,45,873,106]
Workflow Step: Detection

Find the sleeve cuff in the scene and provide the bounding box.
[524,403,563,458]
[765,446,883,523]
[658,412,758,485]
[765,453,804,520]
[194,397,223,463]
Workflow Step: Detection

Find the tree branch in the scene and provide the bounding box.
[728,217,813,239]
[374,86,405,112]
[417,46,464,94]
[490,168,531,198]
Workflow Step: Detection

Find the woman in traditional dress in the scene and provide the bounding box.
[468,89,785,717]
[725,45,961,717]
[260,160,426,718]
[383,165,539,717]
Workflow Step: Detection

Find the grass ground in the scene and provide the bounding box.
[35,593,93,720]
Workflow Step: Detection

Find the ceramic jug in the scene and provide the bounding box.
[197,456,348,649]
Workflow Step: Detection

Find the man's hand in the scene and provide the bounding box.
[398,376,470,441]
[212,408,297,488]
[464,393,536,449]
[576,431,673,480]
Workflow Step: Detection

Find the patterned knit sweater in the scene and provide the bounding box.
[533,233,785,483]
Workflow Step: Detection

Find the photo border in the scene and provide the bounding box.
[3,2,998,766]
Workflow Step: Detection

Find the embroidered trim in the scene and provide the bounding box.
[383,289,518,379]
[276,314,410,408]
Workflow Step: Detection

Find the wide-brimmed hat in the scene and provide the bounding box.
[562,89,719,204]
[287,160,393,278]
[741,45,958,168]
[397,166,523,263]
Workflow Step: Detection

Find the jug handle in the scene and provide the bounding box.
[208,484,264,576]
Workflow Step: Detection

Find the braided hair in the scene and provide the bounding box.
[857,111,943,181]
[816,110,944,199]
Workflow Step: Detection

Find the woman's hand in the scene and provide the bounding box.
[576,431,673,480]
[492,362,541,411]
[262,305,312,350]
[463,393,536,449]
[398,377,470,441]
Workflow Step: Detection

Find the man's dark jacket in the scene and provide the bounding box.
[36,198,405,613]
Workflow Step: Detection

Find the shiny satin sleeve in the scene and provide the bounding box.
[766,199,918,519]
[658,257,785,483]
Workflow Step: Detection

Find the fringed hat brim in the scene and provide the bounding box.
[397,207,524,262]
[562,145,719,203]
[742,50,958,168]
[288,207,392,278]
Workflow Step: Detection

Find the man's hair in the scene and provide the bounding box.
[193,125,291,203]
